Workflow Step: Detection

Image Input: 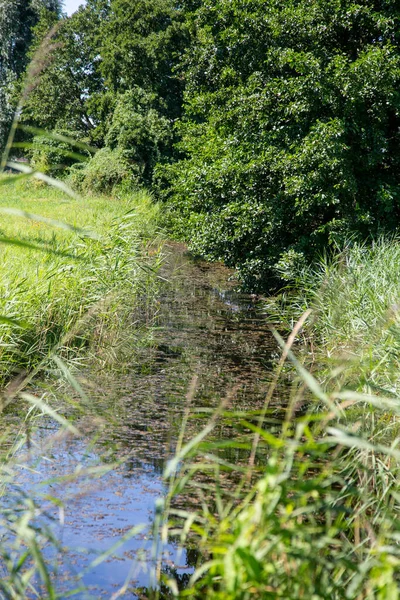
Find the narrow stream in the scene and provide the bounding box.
[10,243,278,598]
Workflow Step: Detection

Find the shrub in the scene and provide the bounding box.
[29,129,84,175]
[69,147,139,195]
[105,87,172,186]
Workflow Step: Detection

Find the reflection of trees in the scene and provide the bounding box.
[80,243,275,485]
[134,545,200,598]
[135,567,193,600]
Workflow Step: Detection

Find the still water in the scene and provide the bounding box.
[12,243,277,598]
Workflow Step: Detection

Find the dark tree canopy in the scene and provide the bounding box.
[163,0,400,290]
[0,0,61,75]
[0,0,62,148]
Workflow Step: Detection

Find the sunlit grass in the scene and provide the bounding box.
[158,325,400,600]
[0,176,160,386]
[0,172,164,598]
[267,239,400,396]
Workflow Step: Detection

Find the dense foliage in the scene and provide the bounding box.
[9,0,400,290]
[21,0,105,142]
[4,4,400,598]
[0,0,62,148]
[20,0,188,187]
[163,0,400,290]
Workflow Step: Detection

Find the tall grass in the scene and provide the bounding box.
[3,21,400,598]
[157,325,400,599]
[0,178,160,388]
[0,174,163,597]
[151,241,400,599]
[268,239,400,395]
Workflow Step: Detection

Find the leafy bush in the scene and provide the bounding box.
[105,87,172,186]
[69,147,138,195]
[29,129,84,175]
[20,0,188,167]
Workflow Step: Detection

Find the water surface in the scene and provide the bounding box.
[12,243,277,597]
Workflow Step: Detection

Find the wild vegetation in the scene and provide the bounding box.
[160,378,400,600]
[269,238,400,397]
[162,0,400,290]
[0,178,164,597]
[0,0,61,148]
[0,0,399,599]
[0,177,159,385]
[7,0,399,290]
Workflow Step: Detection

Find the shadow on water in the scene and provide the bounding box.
[7,243,279,598]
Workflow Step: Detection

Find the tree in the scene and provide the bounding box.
[98,0,189,121]
[21,0,106,143]
[164,0,400,290]
[103,87,171,185]
[20,0,189,187]
[0,0,62,149]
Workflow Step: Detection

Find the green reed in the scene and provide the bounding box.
[157,319,400,599]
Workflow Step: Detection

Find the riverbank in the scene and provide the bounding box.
[1,176,400,599]
[0,178,160,389]
[156,240,400,599]
[269,239,400,400]
[0,176,167,597]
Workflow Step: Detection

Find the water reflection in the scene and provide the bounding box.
[94,243,278,464]
[11,243,277,597]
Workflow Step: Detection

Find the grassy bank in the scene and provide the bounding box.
[156,239,400,599]
[0,174,167,598]
[271,239,400,396]
[0,177,160,388]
